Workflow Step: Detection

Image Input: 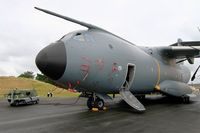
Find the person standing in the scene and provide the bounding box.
[47,92,50,97]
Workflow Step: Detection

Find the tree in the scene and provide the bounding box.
[18,71,35,79]
[35,73,54,84]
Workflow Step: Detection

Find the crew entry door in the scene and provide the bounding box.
[122,63,135,90]
[119,63,145,111]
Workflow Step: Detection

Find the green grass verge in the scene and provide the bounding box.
[0,76,79,98]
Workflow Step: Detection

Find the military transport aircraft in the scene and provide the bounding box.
[35,7,200,112]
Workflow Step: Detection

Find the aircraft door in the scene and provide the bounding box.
[122,63,135,90]
[119,63,145,111]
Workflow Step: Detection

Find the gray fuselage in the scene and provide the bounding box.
[53,29,191,94]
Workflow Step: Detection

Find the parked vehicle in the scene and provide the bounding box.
[7,89,39,106]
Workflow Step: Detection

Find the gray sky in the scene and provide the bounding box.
[0,0,200,82]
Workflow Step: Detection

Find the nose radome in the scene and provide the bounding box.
[35,41,66,80]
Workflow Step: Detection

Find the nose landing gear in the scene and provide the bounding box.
[87,97,105,110]
[80,92,111,111]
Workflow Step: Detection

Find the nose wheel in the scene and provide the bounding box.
[87,97,105,110]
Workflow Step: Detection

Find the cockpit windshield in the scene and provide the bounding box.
[72,32,85,41]
[59,31,95,43]
[59,32,74,41]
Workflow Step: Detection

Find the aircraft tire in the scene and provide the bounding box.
[22,100,26,105]
[95,98,104,110]
[35,100,38,104]
[14,101,19,106]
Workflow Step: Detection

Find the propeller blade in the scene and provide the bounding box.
[191,65,200,81]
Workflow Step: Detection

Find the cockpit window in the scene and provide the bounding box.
[59,33,73,41]
[72,32,85,42]
[59,31,95,43]
[75,33,81,36]
[59,35,66,40]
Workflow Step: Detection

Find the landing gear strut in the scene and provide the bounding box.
[87,97,105,110]
[87,97,94,110]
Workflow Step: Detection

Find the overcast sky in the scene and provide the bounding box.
[0,0,200,82]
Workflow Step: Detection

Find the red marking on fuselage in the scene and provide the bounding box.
[81,56,91,78]
[112,66,118,72]
[81,64,90,72]
[112,62,118,72]
[76,80,80,85]
[96,59,104,70]
[67,82,72,88]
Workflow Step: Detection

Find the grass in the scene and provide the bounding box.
[0,76,79,98]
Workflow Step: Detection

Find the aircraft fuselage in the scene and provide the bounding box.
[36,29,191,94]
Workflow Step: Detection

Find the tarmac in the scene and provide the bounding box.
[0,95,200,133]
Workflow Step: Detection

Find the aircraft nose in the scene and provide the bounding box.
[35,41,67,80]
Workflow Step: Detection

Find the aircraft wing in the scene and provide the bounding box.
[171,41,200,46]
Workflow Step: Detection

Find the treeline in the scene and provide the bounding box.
[18,71,54,85]
[35,73,54,84]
